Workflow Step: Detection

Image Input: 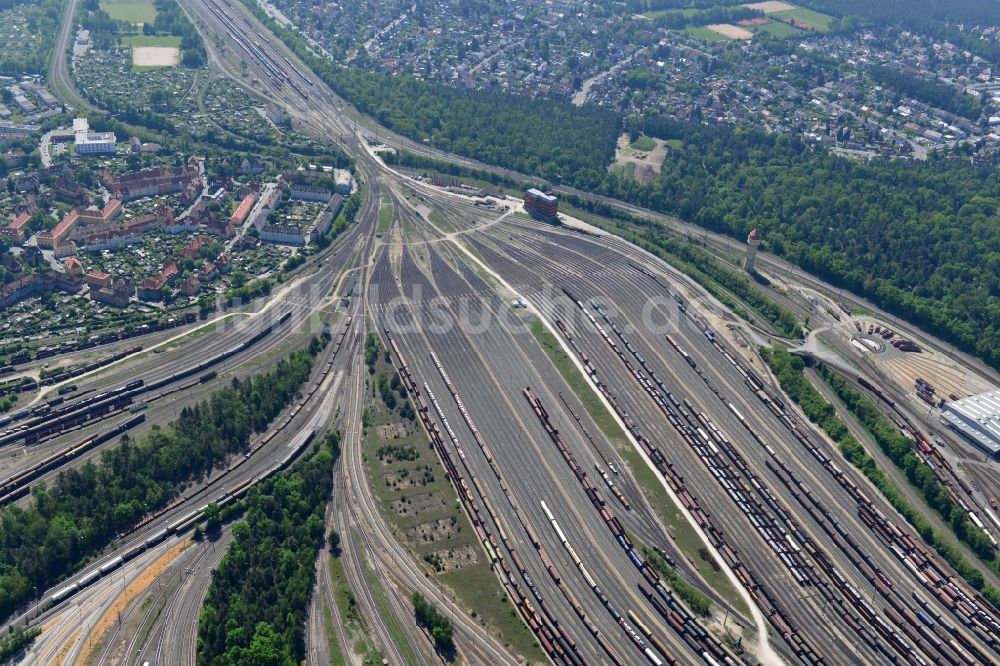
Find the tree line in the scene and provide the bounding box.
[412,591,455,655]
[0,343,323,621]
[197,431,340,665]
[761,347,1000,609]
[233,0,621,189]
[0,0,62,76]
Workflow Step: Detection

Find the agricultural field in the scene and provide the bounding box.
[684,25,733,42]
[685,1,831,42]
[100,0,157,24]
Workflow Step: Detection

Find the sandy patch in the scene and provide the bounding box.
[132,46,180,67]
[743,1,795,12]
[610,133,669,185]
[707,24,754,40]
[75,538,191,665]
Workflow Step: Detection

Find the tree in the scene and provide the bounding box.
[328,529,341,557]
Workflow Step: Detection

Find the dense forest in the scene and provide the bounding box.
[869,65,983,121]
[315,68,619,187]
[197,431,339,665]
[761,348,1000,608]
[0,342,322,620]
[618,115,1000,371]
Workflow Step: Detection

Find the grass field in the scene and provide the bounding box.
[322,607,348,666]
[100,0,157,23]
[526,316,750,615]
[120,34,181,47]
[684,25,733,41]
[664,138,684,150]
[629,135,657,152]
[750,20,803,38]
[771,6,834,31]
[377,195,393,234]
[439,563,544,660]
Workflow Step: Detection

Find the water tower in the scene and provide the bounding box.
[744,228,762,273]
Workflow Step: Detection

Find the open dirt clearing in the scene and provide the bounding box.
[132,46,180,67]
[707,23,755,40]
[610,133,669,184]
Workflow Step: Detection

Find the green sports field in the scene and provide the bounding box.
[100,0,157,24]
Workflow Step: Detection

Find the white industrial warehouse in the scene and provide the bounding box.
[941,389,1000,459]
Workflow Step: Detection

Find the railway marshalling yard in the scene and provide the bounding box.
[8,0,1000,664]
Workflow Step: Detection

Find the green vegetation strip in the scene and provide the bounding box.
[526,318,747,613]
[322,606,348,666]
[0,341,324,620]
[642,545,711,616]
[119,34,182,47]
[760,347,1000,607]
[326,544,391,665]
